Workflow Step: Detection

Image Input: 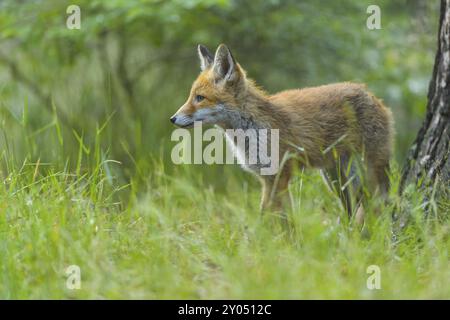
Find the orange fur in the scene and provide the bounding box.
[172,44,395,217]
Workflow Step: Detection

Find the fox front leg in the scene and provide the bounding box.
[259,168,292,214]
[260,177,274,214]
[259,170,295,236]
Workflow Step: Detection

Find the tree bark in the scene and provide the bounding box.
[401,0,450,193]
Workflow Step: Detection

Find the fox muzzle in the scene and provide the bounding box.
[170,114,194,128]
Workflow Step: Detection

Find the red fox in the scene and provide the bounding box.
[171,44,394,219]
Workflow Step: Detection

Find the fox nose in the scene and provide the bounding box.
[170,116,176,124]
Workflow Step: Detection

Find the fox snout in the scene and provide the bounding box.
[171,106,225,128]
[169,112,194,128]
[170,102,192,127]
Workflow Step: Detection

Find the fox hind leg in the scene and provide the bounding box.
[373,161,390,198]
[322,164,353,218]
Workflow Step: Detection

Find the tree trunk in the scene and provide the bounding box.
[401,0,450,194]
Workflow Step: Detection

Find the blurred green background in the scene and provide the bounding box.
[1,0,449,300]
[0,0,439,192]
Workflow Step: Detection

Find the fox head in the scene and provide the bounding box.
[170,44,247,128]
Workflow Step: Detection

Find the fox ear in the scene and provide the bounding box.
[197,44,214,71]
[213,44,238,83]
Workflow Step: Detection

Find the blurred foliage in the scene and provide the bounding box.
[0,0,440,189]
[0,1,447,299]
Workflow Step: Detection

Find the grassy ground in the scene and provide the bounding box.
[0,157,448,299]
[0,0,445,299]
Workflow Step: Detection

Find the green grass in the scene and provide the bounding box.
[0,156,448,299]
[0,0,445,300]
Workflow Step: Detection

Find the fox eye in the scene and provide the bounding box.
[195,95,205,103]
